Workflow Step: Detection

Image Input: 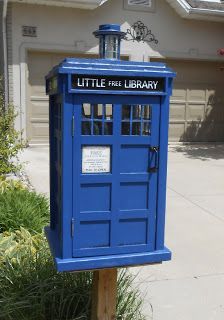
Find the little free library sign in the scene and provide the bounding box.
[71,74,165,92]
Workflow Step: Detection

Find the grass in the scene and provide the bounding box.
[0,184,146,320]
[0,229,146,320]
[0,188,49,234]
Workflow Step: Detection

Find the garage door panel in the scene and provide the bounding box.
[206,105,224,122]
[171,85,187,101]
[31,123,49,139]
[185,122,224,142]
[27,51,126,144]
[187,87,206,102]
[29,54,52,73]
[187,104,205,121]
[169,123,185,141]
[170,104,185,120]
[31,87,46,96]
[207,89,224,104]
[152,59,224,142]
[28,55,224,143]
[27,51,75,144]
[30,99,48,114]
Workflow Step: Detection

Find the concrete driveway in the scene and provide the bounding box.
[20,144,224,320]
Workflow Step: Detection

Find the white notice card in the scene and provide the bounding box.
[82,146,110,174]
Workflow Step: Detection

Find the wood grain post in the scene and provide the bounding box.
[91,268,117,320]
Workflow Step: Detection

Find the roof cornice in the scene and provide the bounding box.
[166,0,224,22]
[9,0,108,10]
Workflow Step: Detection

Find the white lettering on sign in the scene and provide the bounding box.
[82,146,111,174]
[77,78,106,88]
[72,75,164,92]
[124,79,159,90]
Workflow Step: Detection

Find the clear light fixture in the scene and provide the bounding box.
[93,24,125,60]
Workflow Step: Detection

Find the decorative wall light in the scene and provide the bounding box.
[218,48,224,56]
[124,21,158,44]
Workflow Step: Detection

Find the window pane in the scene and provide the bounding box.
[93,104,103,119]
[142,122,150,135]
[93,122,102,135]
[132,122,141,135]
[122,122,130,135]
[104,122,113,135]
[122,105,130,120]
[143,105,151,120]
[82,122,91,135]
[105,104,113,120]
[82,104,91,119]
[133,105,142,119]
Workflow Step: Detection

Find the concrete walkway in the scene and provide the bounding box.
[20,144,224,320]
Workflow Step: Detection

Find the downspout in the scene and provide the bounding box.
[3,0,8,107]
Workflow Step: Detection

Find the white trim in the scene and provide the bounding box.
[3,0,8,106]
[166,0,224,22]
[149,49,224,62]
[9,0,108,10]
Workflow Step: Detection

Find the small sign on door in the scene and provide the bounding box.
[82,146,111,173]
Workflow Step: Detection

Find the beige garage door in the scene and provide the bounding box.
[27,51,97,144]
[27,51,129,144]
[152,59,224,142]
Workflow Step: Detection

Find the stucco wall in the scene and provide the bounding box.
[9,0,224,134]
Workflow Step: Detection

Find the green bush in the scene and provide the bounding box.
[0,188,49,234]
[0,175,27,193]
[0,81,26,175]
[0,228,146,320]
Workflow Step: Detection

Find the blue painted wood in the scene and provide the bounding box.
[61,91,73,259]
[46,55,175,272]
[156,87,172,250]
[45,224,171,271]
[71,98,160,258]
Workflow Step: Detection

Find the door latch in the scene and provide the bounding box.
[149,146,159,173]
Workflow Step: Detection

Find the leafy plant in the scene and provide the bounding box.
[117,270,146,320]
[0,176,27,194]
[0,80,26,175]
[0,188,49,234]
[0,229,146,320]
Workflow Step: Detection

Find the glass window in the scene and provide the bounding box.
[81,104,113,136]
[121,105,151,136]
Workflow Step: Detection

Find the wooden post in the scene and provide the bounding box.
[91,268,117,320]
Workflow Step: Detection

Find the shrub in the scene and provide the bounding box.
[0,175,27,193]
[0,229,146,320]
[0,188,49,234]
[0,81,26,175]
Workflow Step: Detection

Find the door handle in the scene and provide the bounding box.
[149,146,159,173]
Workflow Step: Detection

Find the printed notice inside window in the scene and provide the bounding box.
[82,146,110,174]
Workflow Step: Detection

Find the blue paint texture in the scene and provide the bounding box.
[45,26,175,272]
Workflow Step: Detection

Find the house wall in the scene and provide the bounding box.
[8,0,224,139]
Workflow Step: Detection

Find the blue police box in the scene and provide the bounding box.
[45,24,175,272]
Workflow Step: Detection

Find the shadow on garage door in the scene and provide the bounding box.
[151,59,224,142]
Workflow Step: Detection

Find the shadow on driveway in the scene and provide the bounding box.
[171,144,224,161]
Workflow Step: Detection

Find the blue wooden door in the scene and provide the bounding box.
[72,95,160,258]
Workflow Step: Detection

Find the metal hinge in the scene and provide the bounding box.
[71,115,75,137]
[71,218,75,237]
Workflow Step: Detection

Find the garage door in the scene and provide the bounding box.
[27,51,97,144]
[152,59,224,142]
[27,51,129,144]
